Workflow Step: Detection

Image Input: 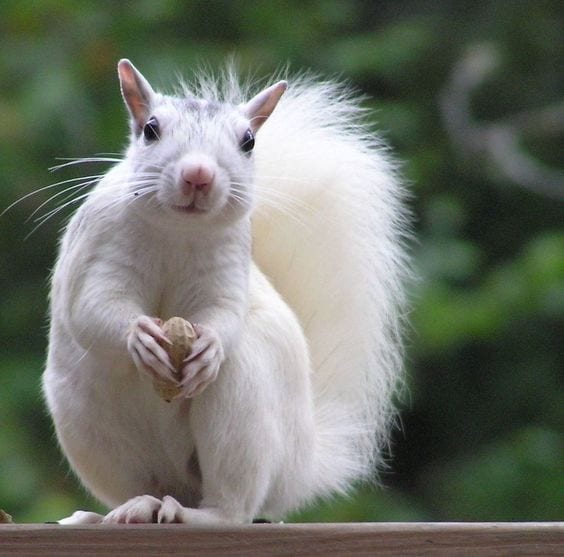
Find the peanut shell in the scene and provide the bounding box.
[153,317,196,401]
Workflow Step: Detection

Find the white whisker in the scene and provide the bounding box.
[1,174,105,216]
[231,180,317,228]
[25,191,95,239]
[28,183,152,237]
[49,156,123,172]
[25,177,102,223]
[253,174,308,183]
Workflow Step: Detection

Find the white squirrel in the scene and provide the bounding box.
[42,59,411,524]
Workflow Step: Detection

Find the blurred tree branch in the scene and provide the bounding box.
[440,43,564,200]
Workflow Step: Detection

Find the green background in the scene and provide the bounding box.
[1,1,562,523]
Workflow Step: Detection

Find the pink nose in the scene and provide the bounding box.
[181,163,214,195]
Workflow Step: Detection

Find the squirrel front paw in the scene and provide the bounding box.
[177,324,224,398]
[127,316,177,383]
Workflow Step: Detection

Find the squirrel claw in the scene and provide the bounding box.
[178,324,224,398]
[127,316,176,382]
[103,495,162,524]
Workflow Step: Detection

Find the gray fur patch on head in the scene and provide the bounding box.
[181,97,222,115]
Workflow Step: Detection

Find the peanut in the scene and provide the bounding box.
[153,317,196,402]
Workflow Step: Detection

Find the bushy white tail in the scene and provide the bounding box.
[252,76,411,494]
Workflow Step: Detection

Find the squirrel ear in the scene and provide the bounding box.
[117,59,155,135]
[241,81,287,133]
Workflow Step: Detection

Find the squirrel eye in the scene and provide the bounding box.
[143,116,160,142]
[240,128,255,154]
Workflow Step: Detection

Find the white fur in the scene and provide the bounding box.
[43,62,411,524]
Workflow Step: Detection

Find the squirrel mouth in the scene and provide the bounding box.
[172,203,206,215]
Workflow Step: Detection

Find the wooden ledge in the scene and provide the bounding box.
[1,522,562,556]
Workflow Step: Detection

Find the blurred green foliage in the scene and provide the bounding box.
[1,1,562,523]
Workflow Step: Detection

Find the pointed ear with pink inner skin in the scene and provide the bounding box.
[117,59,156,135]
[240,81,287,133]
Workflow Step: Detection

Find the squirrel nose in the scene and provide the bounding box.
[181,163,214,195]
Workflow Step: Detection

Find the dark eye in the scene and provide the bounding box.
[143,116,160,142]
[240,128,255,154]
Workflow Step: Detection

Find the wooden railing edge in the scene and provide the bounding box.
[1,521,563,556]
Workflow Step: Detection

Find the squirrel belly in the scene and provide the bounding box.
[42,60,411,524]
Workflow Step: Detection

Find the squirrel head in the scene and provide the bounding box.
[116,59,286,228]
